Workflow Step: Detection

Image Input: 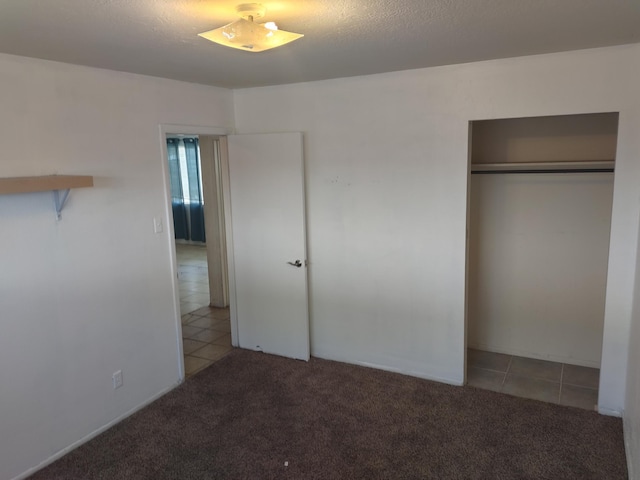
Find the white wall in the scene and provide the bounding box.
[233,44,640,415]
[468,172,614,367]
[624,199,640,479]
[0,54,234,480]
[4,44,638,480]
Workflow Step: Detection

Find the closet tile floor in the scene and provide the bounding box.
[177,243,232,377]
[467,349,599,411]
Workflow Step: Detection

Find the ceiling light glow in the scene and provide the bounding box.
[198,3,303,53]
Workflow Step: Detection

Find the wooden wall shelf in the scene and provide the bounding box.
[0,175,94,219]
[0,175,93,195]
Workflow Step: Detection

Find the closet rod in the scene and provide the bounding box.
[471,168,614,175]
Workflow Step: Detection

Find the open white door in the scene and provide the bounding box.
[227,132,309,360]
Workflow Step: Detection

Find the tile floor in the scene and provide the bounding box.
[181,306,232,377]
[467,349,600,411]
[177,243,232,377]
[177,243,211,316]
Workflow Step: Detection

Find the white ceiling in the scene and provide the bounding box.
[1,0,639,89]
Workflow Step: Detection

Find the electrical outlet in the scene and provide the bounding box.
[113,370,123,389]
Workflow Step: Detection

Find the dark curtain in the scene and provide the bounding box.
[167,138,189,240]
[183,138,206,243]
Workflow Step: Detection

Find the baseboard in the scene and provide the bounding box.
[598,406,623,417]
[467,342,601,369]
[624,415,636,480]
[12,380,182,480]
[312,350,464,387]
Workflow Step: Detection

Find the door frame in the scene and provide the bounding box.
[200,135,231,308]
[158,124,237,381]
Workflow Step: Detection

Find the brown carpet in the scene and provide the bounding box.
[30,349,627,479]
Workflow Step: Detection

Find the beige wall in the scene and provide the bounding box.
[472,113,619,164]
[468,172,614,366]
[625,193,640,480]
[3,42,640,480]
[233,44,640,419]
[0,53,234,480]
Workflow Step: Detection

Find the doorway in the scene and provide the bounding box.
[161,128,311,380]
[465,113,619,410]
[164,131,233,377]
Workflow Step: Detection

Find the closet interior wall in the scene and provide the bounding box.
[467,113,618,368]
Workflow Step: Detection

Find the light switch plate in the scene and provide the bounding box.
[153,217,163,234]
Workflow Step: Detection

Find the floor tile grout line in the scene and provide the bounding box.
[184,355,214,376]
[187,319,232,328]
[186,348,235,376]
[501,356,513,387]
[182,326,207,336]
[562,381,599,390]
[191,353,228,362]
[468,365,510,375]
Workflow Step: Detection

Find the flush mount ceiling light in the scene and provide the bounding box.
[198,3,303,53]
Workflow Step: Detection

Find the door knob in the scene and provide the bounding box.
[287,260,302,267]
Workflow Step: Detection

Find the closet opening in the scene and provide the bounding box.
[465,112,619,410]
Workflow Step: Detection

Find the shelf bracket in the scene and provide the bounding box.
[53,189,71,220]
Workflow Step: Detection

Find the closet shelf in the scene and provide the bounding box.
[0,175,94,219]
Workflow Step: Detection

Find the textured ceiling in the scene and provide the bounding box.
[0,0,639,89]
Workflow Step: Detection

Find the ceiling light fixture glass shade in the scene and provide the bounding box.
[198,3,303,53]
